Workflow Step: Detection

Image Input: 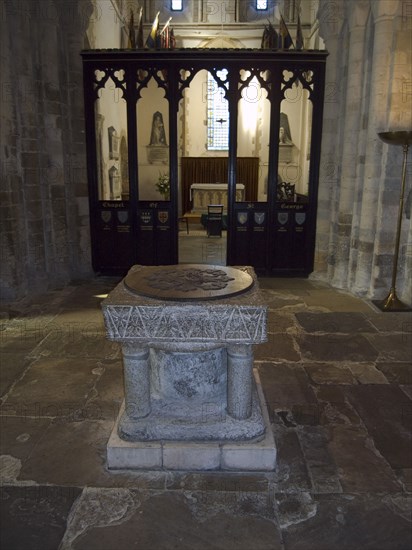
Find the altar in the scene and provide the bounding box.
[190,183,245,212]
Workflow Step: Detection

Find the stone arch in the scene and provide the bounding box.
[197,35,246,49]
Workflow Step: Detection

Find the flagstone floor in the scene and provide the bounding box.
[0,276,411,550]
[178,227,227,265]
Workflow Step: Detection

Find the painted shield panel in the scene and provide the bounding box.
[140,211,152,224]
[237,212,248,225]
[101,211,112,223]
[254,212,265,225]
[158,211,169,224]
[117,210,128,224]
[295,213,306,225]
[278,212,288,225]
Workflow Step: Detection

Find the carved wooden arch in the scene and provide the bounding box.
[136,67,169,101]
[237,67,274,102]
[280,68,316,100]
[93,67,127,100]
[176,65,275,105]
[175,65,230,105]
[175,67,198,103]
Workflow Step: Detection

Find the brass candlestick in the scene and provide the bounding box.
[373,131,412,312]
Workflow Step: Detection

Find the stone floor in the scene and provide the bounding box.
[0,276,411,550]
[178,228,227,265]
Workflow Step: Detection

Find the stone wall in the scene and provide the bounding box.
[0,0,93,301]
[315,0,412,304]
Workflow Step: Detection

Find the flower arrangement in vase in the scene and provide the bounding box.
[155,172,170,199]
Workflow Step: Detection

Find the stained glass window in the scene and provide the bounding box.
[207,72,229,151]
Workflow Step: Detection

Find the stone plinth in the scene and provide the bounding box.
[102,264,276,471]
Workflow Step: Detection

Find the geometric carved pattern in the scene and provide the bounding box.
[103,304,267,344]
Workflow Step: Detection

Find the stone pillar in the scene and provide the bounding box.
[332,1,370,289]
[317,0,409,304]
[353,0,401,295]
[315,0,345,278]
[227,344,253,420]
[366,0,411,304]
[122,344,151,419]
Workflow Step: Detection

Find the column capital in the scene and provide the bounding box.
[227,344,253,356]
[370,0,401,23]
[347,0,371,31]
[121,342,149,357]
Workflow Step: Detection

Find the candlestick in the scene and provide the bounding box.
[373,131,412,312]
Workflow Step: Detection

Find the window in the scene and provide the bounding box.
[207,72,229,151]
[256,0,268,10]
[171,0,183,10]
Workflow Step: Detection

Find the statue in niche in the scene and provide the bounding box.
[279,112,293,163]
[279,112,293,144]
[149,111,167,146]
[108,165,121,200]
[147,111,168,164]
[108,126,120,159]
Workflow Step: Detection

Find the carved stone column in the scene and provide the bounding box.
[353,0,401,294]
[122,344,151,419]
[332,1,371,289]
[315,0,345,278]
[227,344,253,420]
